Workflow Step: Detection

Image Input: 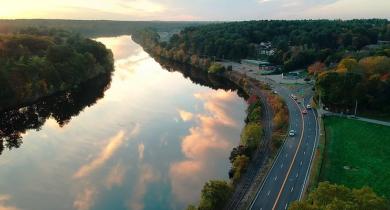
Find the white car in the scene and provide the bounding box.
[289,130,296,136]
[306,104,312,109]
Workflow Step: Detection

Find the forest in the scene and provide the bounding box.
[133,20,390,115]
[0,28,114,111]
[0,19,206,37]
[133,19,390,71]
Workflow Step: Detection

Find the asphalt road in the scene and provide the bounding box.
[249,82,319,210]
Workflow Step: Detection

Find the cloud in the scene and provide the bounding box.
[73,187,98,210]
[178,110,194,122]
[105,163,127,189]
[170,90,241,205]
[138,143,145,161]
[73,130,127,178]
[128,164,159,210]
[74,124,140,179]
[0,195,20,210]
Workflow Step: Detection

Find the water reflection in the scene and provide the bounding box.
[0,74,112,156]
[155,57,247,99]
[0,36,245,210]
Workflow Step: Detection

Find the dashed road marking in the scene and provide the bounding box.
[267,190,271,196]
[274,176,278,181]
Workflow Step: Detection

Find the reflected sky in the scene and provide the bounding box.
[0,36,246,210]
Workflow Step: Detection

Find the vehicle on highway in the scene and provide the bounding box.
[302,109,308,114]
[306,104,312,109]
[273,90,278,94]
[290,94,297,100]
[289,130,296,136]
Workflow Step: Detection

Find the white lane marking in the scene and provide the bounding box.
[300,161,303,166]
[296,173,299,178]
[304,151,306,155]
[285,203,288,209]
[291,187,294,192]
[281,164,284,168]
[274,176,278,181]
[285,154,288,158]
[267,190,271,196]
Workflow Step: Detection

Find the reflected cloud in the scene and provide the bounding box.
[73,186,97,210]
[0,195,20,210]
[170,90,241,205]
[128,164,160,210]
[105,163,127,189]
[73,130,126,178]
[178,110,194,122]
[74,124,140,179]
[138,143,145,161]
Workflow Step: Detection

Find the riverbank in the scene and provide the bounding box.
[0,29,114,112]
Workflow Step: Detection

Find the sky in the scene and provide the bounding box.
[0,0,389,21]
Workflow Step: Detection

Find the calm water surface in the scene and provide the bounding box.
[0,36,246,210]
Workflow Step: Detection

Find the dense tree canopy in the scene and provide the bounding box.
[289,182,389,210]
[134,19,389,72]
[316,55,390,113]
[0,28,114,111]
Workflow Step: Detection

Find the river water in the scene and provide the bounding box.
[0,36,246,210]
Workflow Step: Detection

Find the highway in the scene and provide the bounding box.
[249,82,319,210]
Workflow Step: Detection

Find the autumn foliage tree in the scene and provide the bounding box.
[308,61,326,76]
[289,182,389,210]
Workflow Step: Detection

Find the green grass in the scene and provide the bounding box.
[320,116,390,199]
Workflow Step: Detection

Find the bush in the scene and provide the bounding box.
[208,63,225,74]
[240,122,263,151]
[197,180,233,210]
[231,155,250,184]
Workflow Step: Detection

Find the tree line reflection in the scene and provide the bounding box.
[155,57,247,99]
[0,73,112,156]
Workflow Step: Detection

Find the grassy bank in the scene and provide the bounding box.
[319,116,390,199]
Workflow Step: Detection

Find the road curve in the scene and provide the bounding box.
[249,81,319,210]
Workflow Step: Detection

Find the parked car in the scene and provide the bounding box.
[289,130,296,136]
[302,109,308,114]
[306,104,312,109]
[273,90,278,94]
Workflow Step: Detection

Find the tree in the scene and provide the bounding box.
[198,180,233,210]
[240,122,263,151]
[231,155,250,184]
[308,61,326,76]
[208,63,225,74]
[289,182,389,210]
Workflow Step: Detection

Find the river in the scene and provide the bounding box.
[0,36,246,210]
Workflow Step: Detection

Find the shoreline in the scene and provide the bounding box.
[0,71,113,113]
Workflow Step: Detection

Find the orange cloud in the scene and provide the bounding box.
[74,124,140,179]
[73,187,97,210]
[105,163,127,189]
[73,131,126,178]
[0,195,20,210]
[170,90,242,205]
[178,110,194,122]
